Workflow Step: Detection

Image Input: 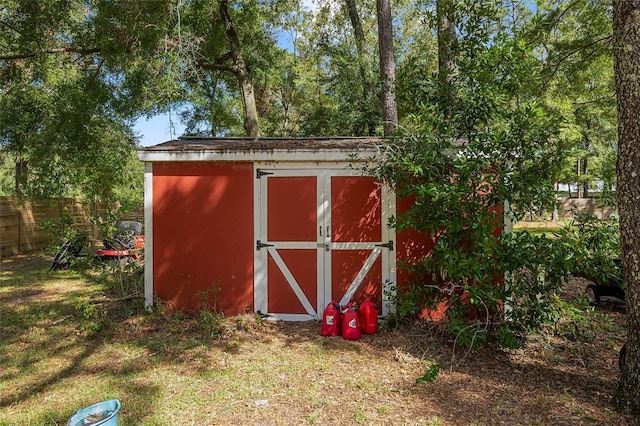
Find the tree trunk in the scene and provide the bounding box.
[345,0,376,135]
[345,0,365,54]
[437,0,458,81]
[582,156,588,198]
[576,158,581,198]
[219,0,260,137]
[376,0,398,137]
[437,0,459,124]
[611,0,640,416]
[15,159,27,196]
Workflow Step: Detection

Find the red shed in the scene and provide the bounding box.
[138,137,473,320]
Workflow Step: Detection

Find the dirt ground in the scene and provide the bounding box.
[250,292,632,425]
[0,255,636,425]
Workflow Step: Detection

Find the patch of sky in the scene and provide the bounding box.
[134,112,185,147]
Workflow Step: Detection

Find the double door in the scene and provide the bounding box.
[254,166,396,320]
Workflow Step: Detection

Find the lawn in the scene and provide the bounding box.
[0,255,633,425]
[512,220,564,236]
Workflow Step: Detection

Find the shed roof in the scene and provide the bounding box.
[138,136,386,163]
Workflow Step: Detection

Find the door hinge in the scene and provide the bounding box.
[256,240,274,250]
[375,240,394,251]
[256,168,274,179]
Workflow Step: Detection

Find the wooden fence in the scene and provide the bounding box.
[0,197,143,257]
[556,198,617,220]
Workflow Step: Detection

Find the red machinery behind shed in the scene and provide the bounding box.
[138,137,502,320]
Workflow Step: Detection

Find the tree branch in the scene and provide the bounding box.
[196,51,235,73]
[0,20,23,36]
[197,60,233,73]
[540,35,612,92]
[0,47,100,61]
[572,93,616,106]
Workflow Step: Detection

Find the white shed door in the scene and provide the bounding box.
[254,167,395,321]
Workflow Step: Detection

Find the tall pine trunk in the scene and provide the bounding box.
[437,0,458,126]
[345,0,376,135]
[611,0,640,416]
[376,0,397,137]
[437,0,458,82]
[219,0,260,137]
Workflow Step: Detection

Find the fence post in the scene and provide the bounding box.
[17,211,21,253]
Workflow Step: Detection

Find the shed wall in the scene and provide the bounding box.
[153,162,254,314]
[148,158,502,318]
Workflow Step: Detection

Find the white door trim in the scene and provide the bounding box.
[254,168,324,320]
[253,163,396,319]
[143,162,154,311]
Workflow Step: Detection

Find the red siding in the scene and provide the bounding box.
[395,196,504,320]
[395,196,436,288]
[267,176,317,242]
[331,176,382,243]
[153,162,254,314]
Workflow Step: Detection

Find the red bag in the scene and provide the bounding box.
[358,299,378,335]
[341,304,361,340]
[321,301,341,336]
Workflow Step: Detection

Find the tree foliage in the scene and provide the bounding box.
[534,0,617,200]
[0,0,289,198]
[0,0,157,201]
[0,0,619,202]
[363,0,576,345]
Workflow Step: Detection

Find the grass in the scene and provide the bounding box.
[0,255,633,425]
[0,256,433,425]
[512,220,564,236]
